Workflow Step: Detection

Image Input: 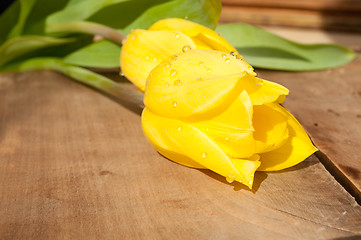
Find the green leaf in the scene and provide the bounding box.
[122,0,221,33]
[0,1,21,44]
[64,40,121,68]
[61,0,222,68]
[6,0,37,39]
[217,23,356,71]
[0,35,74,66]
[46,0,130,25]
[21,0,71,35]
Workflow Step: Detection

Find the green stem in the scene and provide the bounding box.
[2,57,144,107]
[46,21,127,45]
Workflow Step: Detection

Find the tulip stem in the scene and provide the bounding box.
[46,21,127,45]
[1,57,144,107]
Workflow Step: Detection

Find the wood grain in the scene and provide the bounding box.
[222,0,361,12]
[220,5,361,32]
[0,71,361,239]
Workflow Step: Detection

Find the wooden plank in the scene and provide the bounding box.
[222,0,361,12]
[0,71,361,239]
[220,6,361,32]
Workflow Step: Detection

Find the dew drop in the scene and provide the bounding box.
[173,101,177,107]
[178,126,182,131]
[199,61,204,66]
[174,79,181,86]
[174,33,180,38]
[186,93,190,97]
[225,58,231,63]
[230,51,236,56]
[153,57,157,61]
[203,95,207,98]
[145,56,150,60]
[236,55,242,60]
[207,68,212,73]
[206,127,209,131]
[225,137,229,141]
[120,72,125,77]
[202,152,207,158]
[221,53,227,58]
[218,32,223,37]
[166,83,170,87]
[166,63,171,68]
[226,174,235,183]
[170,69,178,77]
[182,45,191,52]
[184,15,189,19]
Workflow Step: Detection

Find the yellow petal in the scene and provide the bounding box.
[257,104,318,171]
[144,49,256,119]
[230,155,261,187]
[191,91,256,158]
[149,18,237,53]
[120,30,196,91]
[141,108,260,188]
[253,104,289,153]
[247,78,289,105]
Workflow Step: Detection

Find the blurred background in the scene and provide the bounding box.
[220,0,361,32]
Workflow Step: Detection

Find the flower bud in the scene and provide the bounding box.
[142,49,317,188]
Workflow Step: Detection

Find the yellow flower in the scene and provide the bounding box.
[120,18,247,92]
[141,49,317,188]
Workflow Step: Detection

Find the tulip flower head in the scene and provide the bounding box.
[120,18,248,92]
[141,49,317,189]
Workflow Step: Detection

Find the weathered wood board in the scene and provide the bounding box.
[0,70,361,239]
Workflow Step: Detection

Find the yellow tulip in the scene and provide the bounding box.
[142,49,317,189]
[120,18,247,92]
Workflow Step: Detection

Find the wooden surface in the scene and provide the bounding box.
[220,0,361,32]
[1,29,361,239]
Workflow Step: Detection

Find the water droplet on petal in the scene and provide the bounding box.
[153,57,157,61]
[206,127,209,131]
[207,68,212,73]
[221,53,227,58]
[173,101,177,107]
[166,83,170,87]
[230,51,236,56]
[202,152,207,158]
[174,79,181,86]
[218,32,223,37]
[173,32,180,38]
[170,69,178,77]
[225,137,229,141]
[199,61,204,66]
[120,72,125,77]
[178,126,182,131]
[166,63,171,68]
[226,174,235,183]
[186,93,190,97]
[203,95,207,98]
[236,55,242,60]
[145,56,150,60]
[182,45,191,52]
[225,58,231,63]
